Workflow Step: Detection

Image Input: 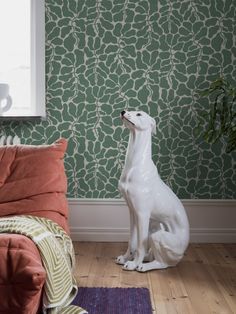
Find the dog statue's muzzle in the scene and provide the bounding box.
[120,110,135,126]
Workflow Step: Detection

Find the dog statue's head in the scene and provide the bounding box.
[120,110,156,135]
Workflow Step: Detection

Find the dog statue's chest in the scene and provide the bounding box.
[119,167,136,194]
[119,166,155,197]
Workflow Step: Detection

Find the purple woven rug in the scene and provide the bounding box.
[72,287,153,314]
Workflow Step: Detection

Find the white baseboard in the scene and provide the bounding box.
[68,198,236,243]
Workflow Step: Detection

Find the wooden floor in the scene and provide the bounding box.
[73,242,236,314]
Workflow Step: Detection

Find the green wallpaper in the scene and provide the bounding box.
[0,0,236,198]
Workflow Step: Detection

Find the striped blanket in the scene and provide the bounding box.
[0,216,87,314]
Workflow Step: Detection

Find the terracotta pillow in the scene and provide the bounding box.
[0,138,69,232]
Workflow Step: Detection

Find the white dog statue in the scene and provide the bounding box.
[116,110,189,272]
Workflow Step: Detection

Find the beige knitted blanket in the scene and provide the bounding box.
[0,215,87,314]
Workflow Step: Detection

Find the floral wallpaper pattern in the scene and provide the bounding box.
[0,0,236,198]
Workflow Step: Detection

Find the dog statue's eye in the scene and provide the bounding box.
[136,113,142,116]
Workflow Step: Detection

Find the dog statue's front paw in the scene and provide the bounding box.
[116,252,134,265]
[136,260,169,272]
[122,261,137,271]
[116,255,128,265]
[136,264,147,272]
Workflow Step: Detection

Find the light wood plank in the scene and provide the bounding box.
[193,244,234,313]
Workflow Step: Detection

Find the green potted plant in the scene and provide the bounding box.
[196,77,236,153]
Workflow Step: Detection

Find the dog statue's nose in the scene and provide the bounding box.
[121,110,126,116]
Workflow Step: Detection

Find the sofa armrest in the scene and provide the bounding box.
[0,234,46,314]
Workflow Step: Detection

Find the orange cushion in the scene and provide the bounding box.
[0,138,69,232]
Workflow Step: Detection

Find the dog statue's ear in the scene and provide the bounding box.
[151,118,156,135]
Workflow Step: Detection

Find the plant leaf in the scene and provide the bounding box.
[226,128,236,152]
[196,77,236,152]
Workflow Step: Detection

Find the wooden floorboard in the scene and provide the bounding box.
[73,242,236,314]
